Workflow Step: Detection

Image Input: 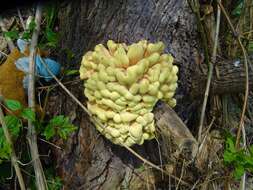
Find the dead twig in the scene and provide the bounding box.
[17,8,26,30]
[27,3,48,190]
[198,0,221,143]
[0,96,26,190]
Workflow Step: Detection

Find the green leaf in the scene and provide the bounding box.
[64,69,79,76]
[234,165,245,180]
[4,115,21,138]
[21,108,36,122]
[47,176,62,190]
[0,129,11,161]
[28,19,36,31]
[64,48,75,61]
[5,99,22,111]
[21,31,32,40]
[232,1,243,17]
[58,123,77,140]
[3,29,19,40]
[43,115,77,140]
[45,27,59,48]
[43,125,56,140]
[224,151,236,164]
[49,115,65,126]
[226,137,236,153]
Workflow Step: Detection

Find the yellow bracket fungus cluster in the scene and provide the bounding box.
[79,40,178,147]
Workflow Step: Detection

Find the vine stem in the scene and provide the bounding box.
[0,96,26,190]
[27,3,48,190]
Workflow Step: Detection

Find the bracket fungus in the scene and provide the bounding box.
[79,40,178,147]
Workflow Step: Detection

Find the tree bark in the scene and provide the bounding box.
[191,59,253,97]
[47,0,199,189]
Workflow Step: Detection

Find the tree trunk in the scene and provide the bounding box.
[47,0,199,189]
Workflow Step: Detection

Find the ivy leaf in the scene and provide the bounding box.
[4,115,21,138]
[21,108,36,122]
[5,99,22,111]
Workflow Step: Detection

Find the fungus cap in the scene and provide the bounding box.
[80,40,178,147]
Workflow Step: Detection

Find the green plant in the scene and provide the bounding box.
[223,134,253,179]
[0,99,77,186]
[39,2,60,49]
[3,28,19,40]
[43,115,77,140]
[0,99,33,163]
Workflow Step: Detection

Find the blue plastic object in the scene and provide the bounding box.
[15,39,61,89]
[17,39,29,53]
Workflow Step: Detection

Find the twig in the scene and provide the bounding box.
[198,117,215,154]
[198,0,221,142]
[0,96,26,190]
[217,1,249,150]
[123,145,191,187]
[38,138,62,150]
[27,3,48,190]
[17,8,26,30]
[0,17,15,51]
[176,159,185,190]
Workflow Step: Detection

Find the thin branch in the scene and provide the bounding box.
[0,96,26,190]
[198,0,221,142]
[0,17,15,51]
[27,3,48,190]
